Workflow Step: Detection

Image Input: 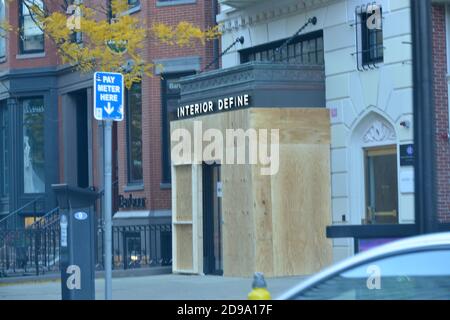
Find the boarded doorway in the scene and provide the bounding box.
[202,163,223,275]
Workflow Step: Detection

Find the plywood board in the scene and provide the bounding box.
[249,108,330,145]
[221,163,255,277]
[251,164,274,276]
[175,165,192,222]
[271,144,332,276]
[171,107,332,277]
[175,224,193,271]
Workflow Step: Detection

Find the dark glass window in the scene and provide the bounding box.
[161,72,194,184]
[240,31,324,65]
[361,9,383,66]
[364,146,398,225]
[19,0,45,54]
[22,98,45,194]
[0,102,8,197]
[126,83,143,184]
[128,0,140,8]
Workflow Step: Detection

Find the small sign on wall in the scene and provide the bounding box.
[217,181,223,198]
[400,144,414,167]
[400,170,415,194]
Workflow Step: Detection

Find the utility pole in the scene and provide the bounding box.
[411,0,437,233]
[94,71,124,300]
[104,120,113,300]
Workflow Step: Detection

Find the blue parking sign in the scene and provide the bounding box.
[94,72,124,121]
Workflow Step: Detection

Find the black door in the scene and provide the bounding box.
[202,163,223,275]
[74,90,89,189]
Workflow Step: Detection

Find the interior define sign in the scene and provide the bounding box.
[177,94,250,119]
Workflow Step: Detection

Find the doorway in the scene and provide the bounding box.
[73,90,89,189]
[364,146,399,224]
[202,163,223,275]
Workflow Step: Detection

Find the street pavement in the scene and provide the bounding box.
[0,274,306,300]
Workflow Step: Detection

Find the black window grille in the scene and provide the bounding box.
[240,31,324,65]
[354,4,384,70]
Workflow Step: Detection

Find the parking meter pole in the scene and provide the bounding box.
[104,120,113,300]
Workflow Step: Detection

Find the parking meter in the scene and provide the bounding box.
[52,184,100,300]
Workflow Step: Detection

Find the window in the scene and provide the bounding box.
[0,0,6,60]
[126,83,143,184]
[128,0,140,9]
[0,102,8,197]
[292,249,450,300]
[22,98,45,194]
[108,0,139,18]
[240,31,324,65]
[19,0,44,54]
[161,72,194,184]
[157,0,196,5]
[359,6,383,66]
[364,146,398,224]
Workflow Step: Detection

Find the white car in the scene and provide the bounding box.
[277,233,450,300]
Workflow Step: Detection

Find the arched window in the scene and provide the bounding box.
[349,113,399,225]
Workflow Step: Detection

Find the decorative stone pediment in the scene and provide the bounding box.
[363,120,396,144]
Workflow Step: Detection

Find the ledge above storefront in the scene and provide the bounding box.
[219,0,261,9]
[178,62,325,112]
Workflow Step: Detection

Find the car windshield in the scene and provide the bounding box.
[293,249,450,300]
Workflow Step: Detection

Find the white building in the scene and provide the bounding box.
[217,0,415,262]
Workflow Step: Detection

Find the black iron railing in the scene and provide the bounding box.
[0,216,61,277]
[1,221,172,277]
[96,223,172,270]
[0,182,172,277]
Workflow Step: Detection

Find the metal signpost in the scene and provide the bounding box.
[94,71,124,300]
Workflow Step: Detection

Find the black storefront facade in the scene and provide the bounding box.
[0,67,59,228]
[0,65,101,229]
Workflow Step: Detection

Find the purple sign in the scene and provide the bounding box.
[358,238,399,253]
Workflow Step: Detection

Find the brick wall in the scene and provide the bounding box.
[432,4,450,223]
[116,0,217,212]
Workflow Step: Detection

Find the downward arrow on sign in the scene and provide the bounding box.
[104,102,114,115]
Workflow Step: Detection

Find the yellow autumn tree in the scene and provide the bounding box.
[1,0,220,88]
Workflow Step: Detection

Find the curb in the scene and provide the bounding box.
[0,266,172,286]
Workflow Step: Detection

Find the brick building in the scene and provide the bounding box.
[114,0,217,227]
[0,0,218,274]
[432,1,450,224]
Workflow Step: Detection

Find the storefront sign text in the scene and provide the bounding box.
[177,94,250,119]
[118,194,146,209]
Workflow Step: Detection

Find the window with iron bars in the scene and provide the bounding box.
[354,4,384,70]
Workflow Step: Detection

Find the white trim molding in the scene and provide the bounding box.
[218,0,337,33]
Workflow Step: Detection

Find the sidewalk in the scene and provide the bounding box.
[0,274,306,300]
[0,266,171,285]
